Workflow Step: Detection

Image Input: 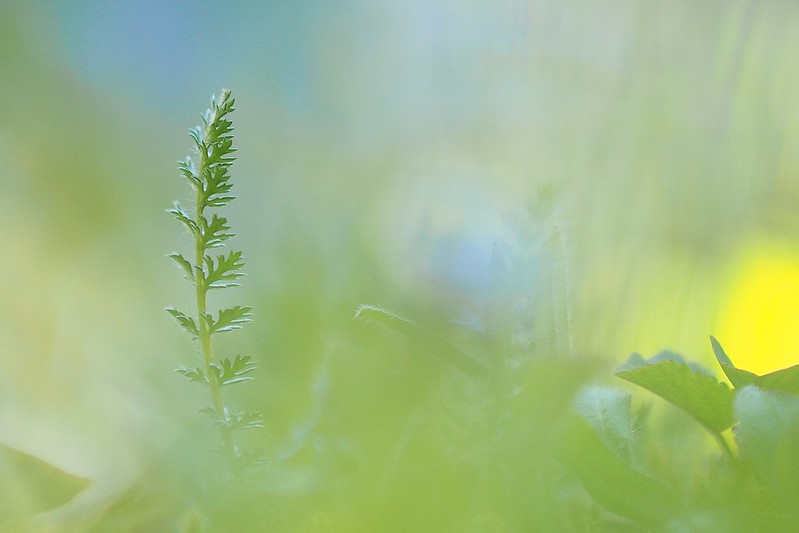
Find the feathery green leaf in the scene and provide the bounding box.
[210,355,257,386]
[177,157,201,189]
[168,203,200,238]
[167,252,195,281]
[166,308,199,337]
[176,366,209,385]
[203,250,245,289]
[204,407,264,431]
[201,214,234,249]
[195,89,237,211]
[205,307,253,334]
[222,410,264,431]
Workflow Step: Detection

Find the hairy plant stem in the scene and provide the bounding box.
[194,196,238,477]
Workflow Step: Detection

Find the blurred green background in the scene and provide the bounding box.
[2,1,799,530]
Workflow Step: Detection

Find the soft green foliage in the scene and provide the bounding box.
[354,304,492,376]
[18,88,798,532]
[6,3,799,531]
[734,386,799,510]
[9,86,798,531]
[168,89,263,476]
[555,337,799,530]
[353,300,799,529]
[556,413,683,528]
[573,387,638,465]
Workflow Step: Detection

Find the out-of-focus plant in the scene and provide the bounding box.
[0,444,89,531]
[355,262,799,530]
[167,89,264,477]
[555,336,799,531]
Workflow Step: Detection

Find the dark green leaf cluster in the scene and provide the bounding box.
[167,89,249,334]
[615,338,799,437]
[180,89,237,210]
[168,89,246,298]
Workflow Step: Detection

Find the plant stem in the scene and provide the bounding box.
[195,177,238,477]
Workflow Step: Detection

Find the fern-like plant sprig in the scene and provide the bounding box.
[167,89,263,477]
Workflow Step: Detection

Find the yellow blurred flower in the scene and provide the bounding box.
[717,235,799,374]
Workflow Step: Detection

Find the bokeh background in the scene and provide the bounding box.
[2,1,799,530]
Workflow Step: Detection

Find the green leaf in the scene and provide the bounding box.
[195,89,237,210]
[205,89,235,136]
[573,386,638,465]
[177,157,201,189]
[758,365,799,396]
[734,386,799,506]
[176,366,208,385]
[210,408,264,431]
[210,355,256,386]
[735,385,799,462]
[205,306,252,334]
[167,252,194,281]
[711,336,799,395]
[710,336,759,388]
[226,411,264,431]
[205,137,235,166]
[202,250,245,290]
[166,308,199,337]
[202,166,235,208]
[188,126,203,149]
[168,203,200,238]
[615,351,734,434]
[201,214,234,249]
